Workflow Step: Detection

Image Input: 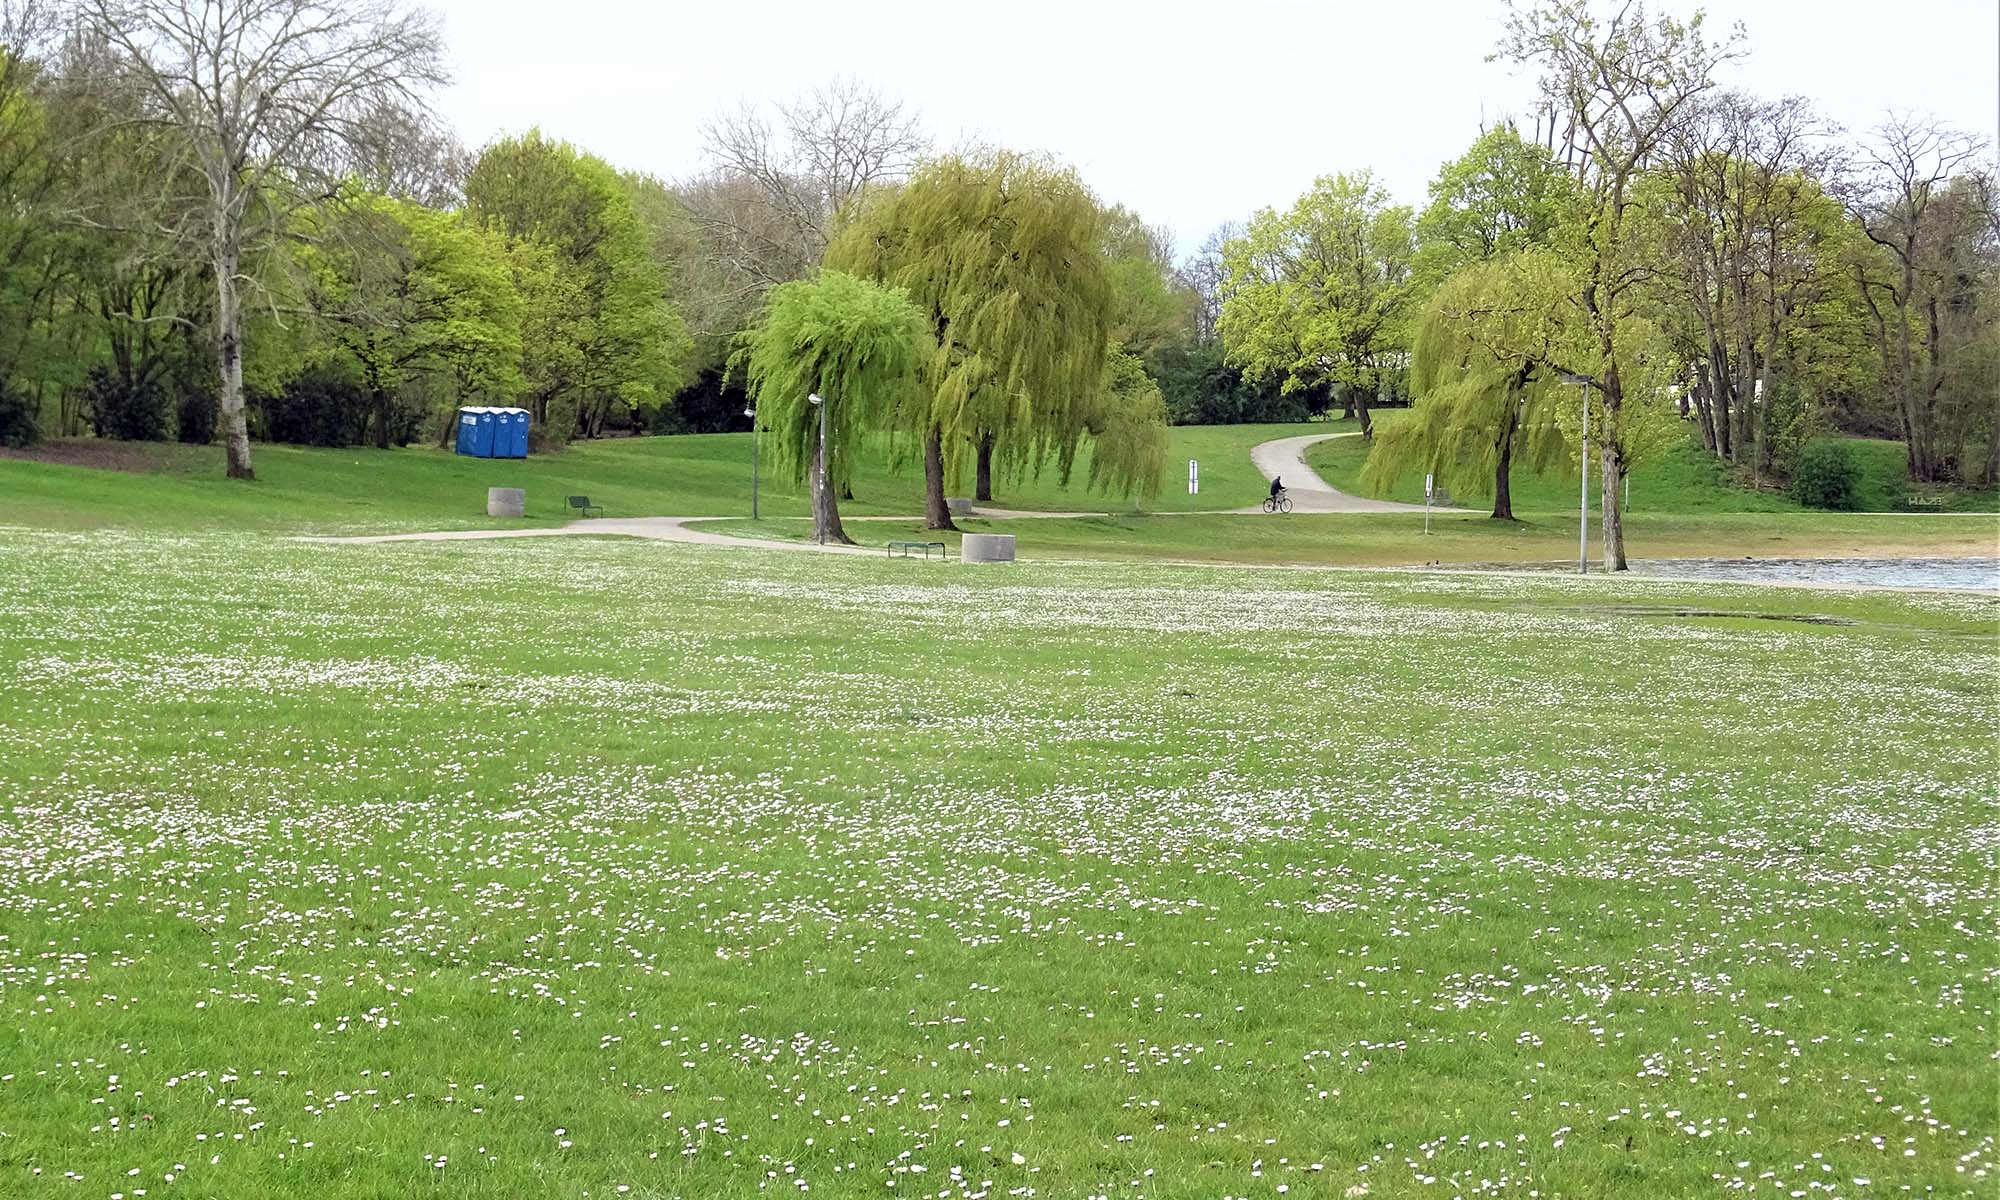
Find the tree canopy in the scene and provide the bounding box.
[829,150,1117,528]
[733,269,927,544]
[1218,171,1415,438]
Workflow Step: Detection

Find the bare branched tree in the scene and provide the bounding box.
[1179,221,1242,345]
[686,78,926,301]
[1655,91,1842,477]
[1845,115,1991,483]
[75,0,447,479]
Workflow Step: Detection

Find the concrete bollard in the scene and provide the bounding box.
[947,497,975,516]
[961,533,1015,563]
[487,487,526,518]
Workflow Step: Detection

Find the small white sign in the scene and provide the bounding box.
[1188,459,1199,495]
[1425,473,1434,501]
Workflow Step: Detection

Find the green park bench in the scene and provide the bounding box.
[887,540,948,560]
[567,495,604,518]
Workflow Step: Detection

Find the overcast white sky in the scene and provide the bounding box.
[425,0,1998,256]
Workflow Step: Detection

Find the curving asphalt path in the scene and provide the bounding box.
[1245,431,1436,513]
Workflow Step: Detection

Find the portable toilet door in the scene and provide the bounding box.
[454,407,482,456]
[473,409,499,457]
[505,409,530,458]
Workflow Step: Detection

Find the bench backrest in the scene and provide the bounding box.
[567,495,590,507]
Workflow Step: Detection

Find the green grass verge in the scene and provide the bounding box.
[1311,414,2000,516]
[807,510,2000,567]
[0,423,1330,536]
[0,530,1991,1197]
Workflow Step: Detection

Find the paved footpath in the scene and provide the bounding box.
[302,432,1441,552]
[1245,431,1438,513]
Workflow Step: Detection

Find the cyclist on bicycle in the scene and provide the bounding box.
[1269,476,1285,502]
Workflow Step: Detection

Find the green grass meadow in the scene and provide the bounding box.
[6,421,1996,570]
[0,530,1994,1198]
[0,423,1313,535]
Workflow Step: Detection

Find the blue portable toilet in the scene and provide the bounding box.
[473,408,499,456]
[503,408,530,457]
[455,406,531,458]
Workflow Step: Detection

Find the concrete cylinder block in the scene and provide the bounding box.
[487,487,526,518]
[961,533,1016,563]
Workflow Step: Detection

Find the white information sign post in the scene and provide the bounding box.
[1424,473,1434,535]
[1188,459,1199,495]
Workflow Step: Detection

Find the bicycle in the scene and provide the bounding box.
[1262,490,1292,514]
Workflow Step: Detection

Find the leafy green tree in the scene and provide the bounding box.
[1500,0,1741,568]
[1084,347,1167,501]
[1370,126,1576,516]
[303,189,522,447]
[465,131,690,440]
[733,270,927,544]
[1102,205,1191,358]
[1414,125,1572,290]
[829,151,1114,529]
[1218,171,1414,438]
[1368,252,1577,519]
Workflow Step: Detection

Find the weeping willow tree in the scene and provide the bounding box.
[732,270,927,545]
[1364,251,1578,519]
[828,151,1115,530]
[1082,347,1168,503]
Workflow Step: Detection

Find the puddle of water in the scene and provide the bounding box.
[1472,557,2000,592]
[1636,557,1998,592]
[1570,605,1861,626]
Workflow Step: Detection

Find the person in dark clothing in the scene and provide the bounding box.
[1269,476,1284,500]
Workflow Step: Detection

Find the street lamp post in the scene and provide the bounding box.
[743,406,759,522]
[1562,374,1591,575]
[807,392,826,545]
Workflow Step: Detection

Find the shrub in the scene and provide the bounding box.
[1786,438,1862,511]
[0,387,39,448]
[177,389,218,445]
[86,369,171,441]
[254,364,370,447]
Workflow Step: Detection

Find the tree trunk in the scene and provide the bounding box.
[974,434,994,503]
[1710,342,1734,461]
[1599,435,1627,572]
[1923,296,1950,481]
[214,241,253,480]
[1355,392,1374,440]
[923,424,956,531]
[1492,380,1523,522]
[809,420,853,545]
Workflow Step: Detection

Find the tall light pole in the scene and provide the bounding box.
[808,392,827,545]
[1562,374,1591,575]
[743,405,759,522]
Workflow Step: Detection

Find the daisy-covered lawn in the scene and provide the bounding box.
[0,531,1992,1199]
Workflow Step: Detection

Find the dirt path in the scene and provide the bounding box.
[1245,432,1438,513]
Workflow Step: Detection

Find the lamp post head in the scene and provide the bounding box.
[808,393,824,406]
[743,406,755,419]
[1560,373,1591,385]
